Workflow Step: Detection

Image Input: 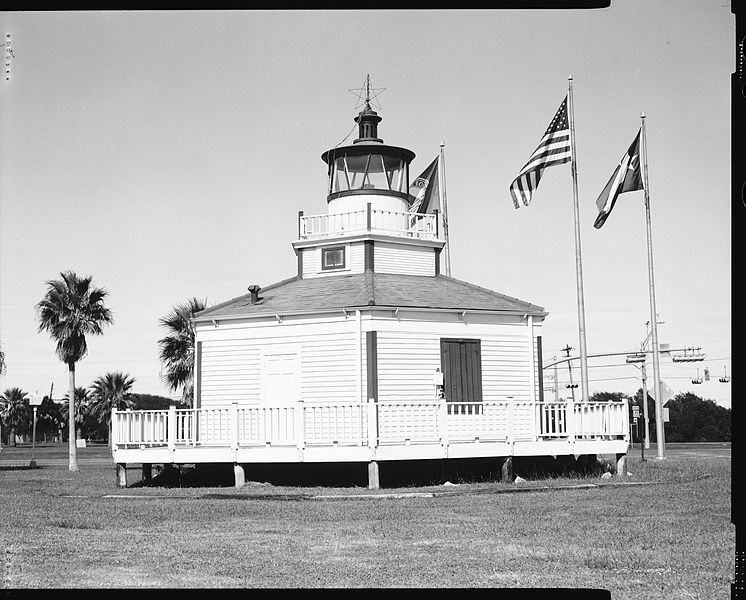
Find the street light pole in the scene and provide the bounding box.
[639,360,650,451]
[31,407,38,462]
[29,394,44,468]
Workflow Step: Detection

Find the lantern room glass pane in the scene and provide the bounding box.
[330,153,408,193]
[384,156,405,192]
[332,157,350,192]
[365,155,389,189]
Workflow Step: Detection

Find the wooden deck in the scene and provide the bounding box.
[111,400,629,481]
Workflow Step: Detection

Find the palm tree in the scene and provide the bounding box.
[37,395,64,441]
[60,386,92,442]
[89,371,136,446]
[0,387,30,446]
[158,297,206,407]
[35,271,113,471]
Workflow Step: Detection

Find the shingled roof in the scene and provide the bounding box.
[194,272,546,321]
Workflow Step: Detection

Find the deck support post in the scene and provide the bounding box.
[116,463,127,488]
[501,456,514,483]
[368,460,380,490]
[234,463,245,488]
[142,463,152,482]
[615,453,628,478]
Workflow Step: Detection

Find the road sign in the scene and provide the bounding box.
[649,380,676,406]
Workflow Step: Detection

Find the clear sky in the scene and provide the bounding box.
[0,4,732,408]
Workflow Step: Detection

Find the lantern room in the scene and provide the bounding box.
[321,98,415,215]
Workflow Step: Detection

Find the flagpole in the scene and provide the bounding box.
[439,141,452,276]
[567,75,590,403]
[641,112,665,459]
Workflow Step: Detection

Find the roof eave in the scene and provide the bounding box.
[193,305,548,325]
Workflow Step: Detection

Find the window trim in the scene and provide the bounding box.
[321,245,346,271]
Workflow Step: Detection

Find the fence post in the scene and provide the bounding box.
[566,398,575,445]
[167,405,176,451]
[438,397,449,449]
[111,410,118,446]
[506,397,514,446]
[367,397,378,449]
[295,399,305,456]
[230,402,239,452]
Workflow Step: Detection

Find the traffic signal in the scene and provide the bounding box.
[626,353,646,363]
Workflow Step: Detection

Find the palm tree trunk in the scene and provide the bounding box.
[68,362,79,472]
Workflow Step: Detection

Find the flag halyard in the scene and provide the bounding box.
[593,129,643,229]
[510,96,572,209]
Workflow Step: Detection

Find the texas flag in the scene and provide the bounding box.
[593,130,644,229]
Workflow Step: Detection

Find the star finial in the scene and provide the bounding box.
[348,74,386,111]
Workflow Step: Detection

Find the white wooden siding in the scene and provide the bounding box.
[374,242,434,275]
[376,335,439,403]
[198,312,539,413]
[375,323,533,405]
[481,334,532,401]
[301,335,359,402]
[200,340,261,406]
[199,323,361,409]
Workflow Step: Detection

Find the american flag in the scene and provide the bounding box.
[509,96,572,208]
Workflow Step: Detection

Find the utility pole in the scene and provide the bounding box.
[553,356,559,401]
[562,344,577,401]
[640,318,663,452]
[640,361,650,451]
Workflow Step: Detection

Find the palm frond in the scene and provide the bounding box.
[36,271,113,365]
[157,297,206,400]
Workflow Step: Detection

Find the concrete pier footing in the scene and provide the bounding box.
[501,456,514,482]
[368,460,380,490]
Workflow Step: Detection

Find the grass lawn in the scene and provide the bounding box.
[0,443,733,595]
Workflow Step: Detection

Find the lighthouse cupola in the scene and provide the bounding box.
[321,80,416,214]
[353,101,383,143]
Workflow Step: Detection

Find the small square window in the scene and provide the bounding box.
[322,246,345,270]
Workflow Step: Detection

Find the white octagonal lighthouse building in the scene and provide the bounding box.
[111,88,629,489]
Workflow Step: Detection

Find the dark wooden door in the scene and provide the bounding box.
[440,339,482,410]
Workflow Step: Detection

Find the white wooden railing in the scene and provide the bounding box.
[299,207,440,241]
[112,400,628,450]
[538,401,629,439]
